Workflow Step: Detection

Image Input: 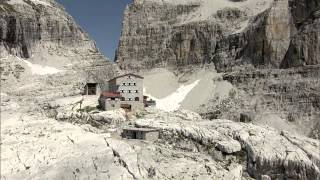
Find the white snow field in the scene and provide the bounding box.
[144,80,200,112]
[143,67,233,112]
[30,0,52,6]
[22,59,63,75]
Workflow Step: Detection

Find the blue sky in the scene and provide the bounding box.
[56,0,132,60]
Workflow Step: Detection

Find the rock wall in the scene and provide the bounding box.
[0,0,95,58]
[116,0,320,71]
[218,66,320,136]
[116,2,212,71]
[282,11,320,67]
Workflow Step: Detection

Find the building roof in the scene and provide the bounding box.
[123,127,158,132]
[100,92,121,98]
[109,73,144,81]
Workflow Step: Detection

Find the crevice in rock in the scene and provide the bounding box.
[281,131,320,169]
[104,139,138,180]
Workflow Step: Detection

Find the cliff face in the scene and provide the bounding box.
[0,0,95,58]
[116,0,320,71]
[0,0,118,99]
[282,9,320,68]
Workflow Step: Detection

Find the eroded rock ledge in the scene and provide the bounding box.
[135,109,320,179]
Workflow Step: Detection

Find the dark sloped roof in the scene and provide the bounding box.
[109,73,143,81]
[123,127,158,132]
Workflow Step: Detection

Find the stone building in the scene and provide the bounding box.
[98,92,122,110]
[84,82,103,95]
[122,127,159,141]
[99,73,144,111]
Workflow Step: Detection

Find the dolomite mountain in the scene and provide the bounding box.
[0,0,118,94]
[1,0,320,180]
[117,0,320,69]
[116,0,320,138]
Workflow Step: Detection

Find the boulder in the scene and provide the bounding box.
[216,140,242,154]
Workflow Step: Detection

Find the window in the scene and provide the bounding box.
[128,83,131,86]
[133,83,136,86]
[135,97,139,101]
[128,76,131,79]
[128,98,132,101]
[121,97,125,101]
[111,104,115,107]
[111,98,115,101]
[122,83,126,86]
[128,90,131,93]
[120,90,124,93]
[135,90,138,93]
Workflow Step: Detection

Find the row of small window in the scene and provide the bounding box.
[121,97,139,101]
[120,90,139,93]
[110,97,139,101]
[122,82,136,86]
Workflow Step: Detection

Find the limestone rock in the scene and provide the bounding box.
[135,109,320,179]
[116,0,275,71]
[282,15,320,67]
[116,0,320,70]
[174,109,203,121]
[216,140,242,154]
[0,0,95,59]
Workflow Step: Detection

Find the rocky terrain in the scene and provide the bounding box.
[136,108,320,180]
[2,92,319,179]
[1,0,320,179]
[116,0,320,138]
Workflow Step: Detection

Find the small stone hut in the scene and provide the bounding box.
[84,83,101,95]
[122,127,159,141]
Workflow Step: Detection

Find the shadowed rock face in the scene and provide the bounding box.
[282,12,320,68]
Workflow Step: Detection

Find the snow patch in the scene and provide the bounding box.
[7,0,52,7]
[30,0,52,7]
[22,59,63,75]
[144,79,200,112]
[165,0,274,25]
